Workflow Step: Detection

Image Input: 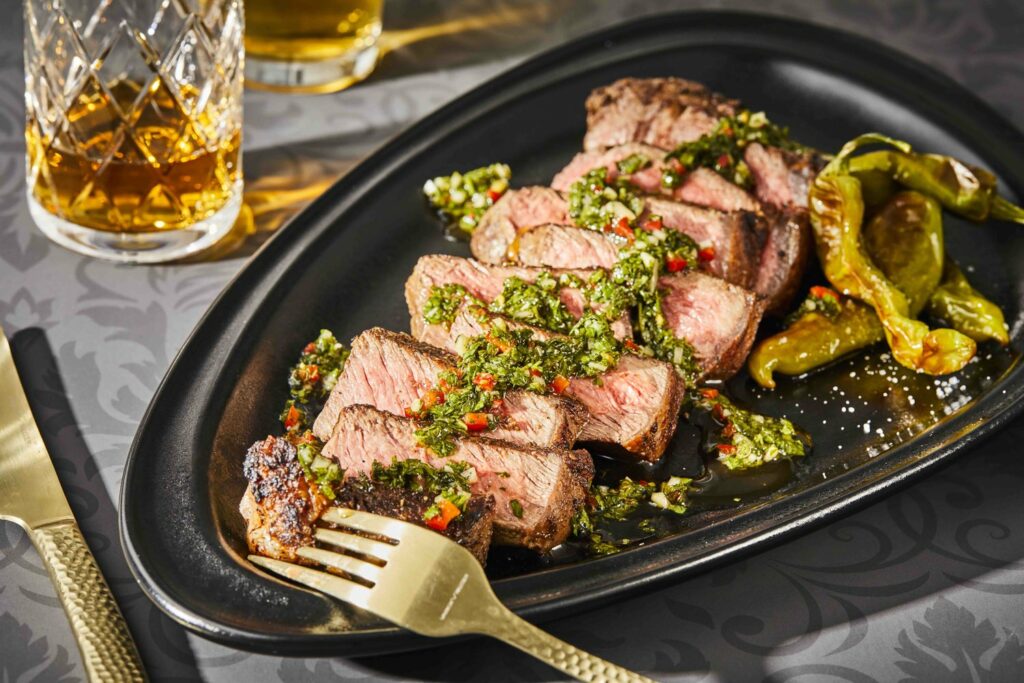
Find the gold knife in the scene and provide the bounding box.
[0,327,146,682]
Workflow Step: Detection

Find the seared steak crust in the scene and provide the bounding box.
[755,208,812,315]
[333,479,495,564]
[239,435,495,564]
[322,405,592,552]
[240,436,327,562]
[313,327,588,449]
[422,306,685,462]
[584,78,739,151]
[744,143,824,210]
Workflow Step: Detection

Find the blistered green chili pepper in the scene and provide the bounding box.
[750,191,944,387]
[927,260,1009,345]
[749,298,882,388]
[849,150,1024,224]
[808,134,976,375]
[863,191,944,315]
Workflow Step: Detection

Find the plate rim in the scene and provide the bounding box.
[119,9,1024,656]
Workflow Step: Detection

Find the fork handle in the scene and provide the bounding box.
[480,606,657,683]
[32,521,147,682]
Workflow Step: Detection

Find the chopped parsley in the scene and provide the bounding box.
[509,499,524,519]
[567,167,646,234]
[424,283,475,327]
[488,273,577,333]
[571,476,693,556]
[293,434,343,500]
[662,110,799,190]
[367,458,475,526]
[616,153,651,175]
[691,388,806,470]
[280,329,349,433]
[423,163,511,235]
[412,312,622,456]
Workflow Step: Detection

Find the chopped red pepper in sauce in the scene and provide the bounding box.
[463,412,490,432]
[550,375,570,394]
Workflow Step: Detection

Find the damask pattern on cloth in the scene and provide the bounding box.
[2,1,1024,681]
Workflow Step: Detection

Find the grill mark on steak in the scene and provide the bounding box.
[405,254,632,340]
[321,405,593,552]
[584,78,739,151]
[313,328,588,450]
[552,143,758,213]
[420,305,685,463]
[472,186,761,289]
[755,208,813,315]
[239,435,496,565]
[658,271,766,379]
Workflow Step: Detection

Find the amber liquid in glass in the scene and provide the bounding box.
[245,0,383,62]
[26,80,241,234]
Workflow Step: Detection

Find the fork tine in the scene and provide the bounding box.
[314,527,397,562]
[295,546,384,584]
[321,507,415,540]
[248,555,373,609]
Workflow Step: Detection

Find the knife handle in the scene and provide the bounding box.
[31,521,147,682]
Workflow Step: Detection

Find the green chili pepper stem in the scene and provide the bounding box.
[991,195,1024,224]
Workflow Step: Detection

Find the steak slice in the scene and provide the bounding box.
[514,224,620,270]
[583,77,739,151]
[422,306,685,462]
[239,435,496,565]
[551,143,758,213]
[755,208,812,315]
[313,328,587,449]
[472,186,761,288]
[405,254,632,340]
[321,405,593,552]
[646,197,763,289]
[744,142,822,210]
[471,187,568,264]
[659,271,765,379]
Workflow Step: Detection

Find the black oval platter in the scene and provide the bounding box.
[120,11,1024,657]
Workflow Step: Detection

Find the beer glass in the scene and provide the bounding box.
[244,0,383,94]
[24,0,244,263]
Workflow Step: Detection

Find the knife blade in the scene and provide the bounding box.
[0,328,74,529]
[0,326,146,681]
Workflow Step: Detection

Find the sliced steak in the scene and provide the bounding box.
[472,186,760,288]
[551,143,758,213]
[422,306,685,462]
[514,224,620,270]
[659,271,765,379]
[755,208,812,315]
[321,405,593,552]
[239,435,496,565]
[646,197,763,289]
[583,77,738,151]
[405,254,632,340]
[313,328,587,449]
[471,187,568,264]
[744,142,821,210]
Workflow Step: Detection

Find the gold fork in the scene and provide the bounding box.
[250,508,656,683]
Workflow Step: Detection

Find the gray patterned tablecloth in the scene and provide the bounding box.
[3,1,1024,681]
